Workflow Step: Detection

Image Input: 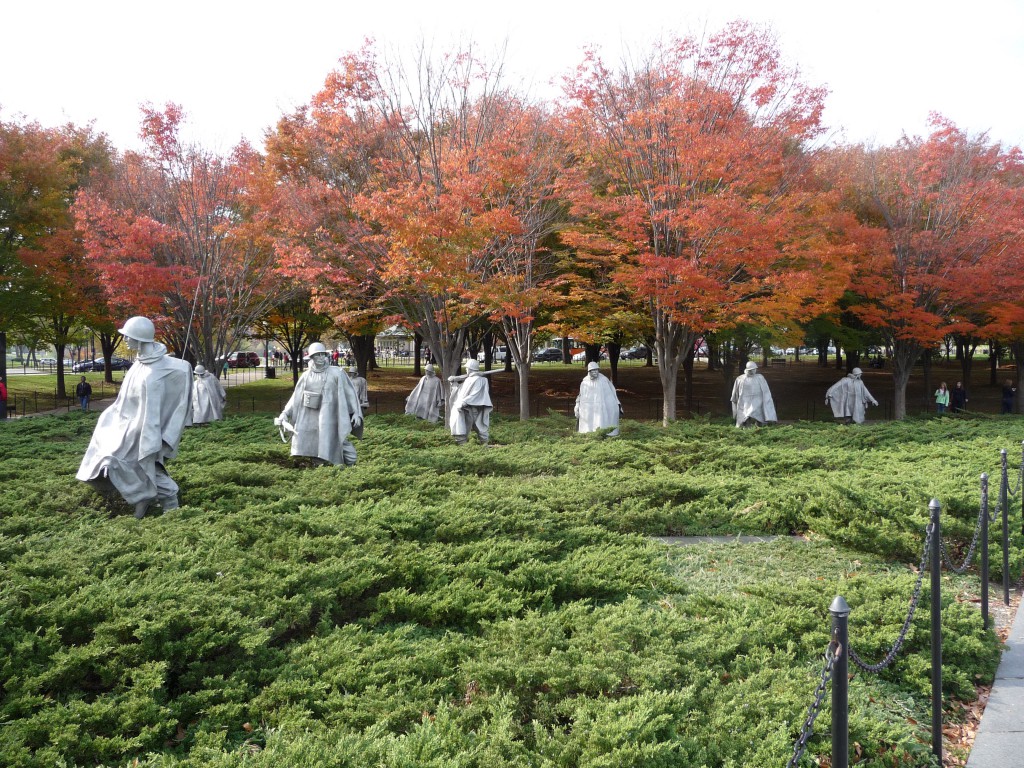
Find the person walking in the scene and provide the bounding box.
[1001,379,1017,414]
[934,382,950,414]
[950,381,968,414]
[75,376,93,412]
[0,375,7,419]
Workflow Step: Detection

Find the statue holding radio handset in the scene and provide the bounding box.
[275,342,362,466]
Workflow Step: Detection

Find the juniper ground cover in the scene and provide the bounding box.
[1,408,1020,766]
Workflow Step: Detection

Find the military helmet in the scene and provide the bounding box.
[118,316,155,343]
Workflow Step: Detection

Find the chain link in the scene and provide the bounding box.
[1010,460,1024,499]
[850,522,933,673]
[786,634,840,768]
[940,501,986,574]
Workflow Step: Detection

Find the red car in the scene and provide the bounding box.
[223,351,261,368]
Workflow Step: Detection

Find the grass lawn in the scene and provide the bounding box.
[0,384,1021,766]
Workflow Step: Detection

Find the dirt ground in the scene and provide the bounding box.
[359,355,1017,423]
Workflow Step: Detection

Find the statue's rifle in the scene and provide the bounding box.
[448,369,506,383]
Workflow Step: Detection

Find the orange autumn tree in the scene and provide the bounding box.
[561,21,849,423]
[4,120,113,395]
[76,105,287,370]
[265,60,394,377]
[271,42,528,391]
[466,100,569,419]
[841,118,1024,419]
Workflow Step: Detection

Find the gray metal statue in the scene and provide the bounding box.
[825,367,878,424]
[191,364,226,424]
[575,362,622,436]
[275,342,362,465]
[405,363,444,423]
[77,316,193,518]
[347,366,369,438]
[730,360,777,427]
[448,359,495,445]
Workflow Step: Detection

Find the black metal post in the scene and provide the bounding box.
[830,596,850,768]
[982,473,990,631]
[929,498,943,763]
[1002,449,1010,605]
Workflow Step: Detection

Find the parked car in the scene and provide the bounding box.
[532,347,563,362]
[221,351,260,368]
[37,357,59,367]
[620,345,649,360]
[477,346,508,363]
[73,357,132,373]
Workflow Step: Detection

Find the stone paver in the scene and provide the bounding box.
[654,535,806,546]
[966,596,1024,767]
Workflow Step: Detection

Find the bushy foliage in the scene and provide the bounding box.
[0,413,1017,766]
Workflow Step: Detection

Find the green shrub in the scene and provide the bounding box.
[0,413,1017,766]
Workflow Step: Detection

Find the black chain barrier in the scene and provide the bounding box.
[786,633,840,768]
[1009,459,1023,498]
[849,522,934,673]
[940,496,988,574]
[786,457,1018,766]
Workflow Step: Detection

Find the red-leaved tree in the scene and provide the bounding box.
[560,22,849,423]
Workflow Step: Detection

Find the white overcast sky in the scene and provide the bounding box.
[3,0,1022,153]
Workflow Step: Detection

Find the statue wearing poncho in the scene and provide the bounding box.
[448,360,493,445]
[730,361,778,427]
[575,362,622,436]
[77,317,193,516]
[825,367,878,424]
[405,364,444,423]
[277,344,362,465]
[191,364,226,424]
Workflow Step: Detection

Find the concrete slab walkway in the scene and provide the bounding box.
[966,602,1024,767]
[653,534,806,546]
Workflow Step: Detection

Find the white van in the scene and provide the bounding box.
[477,345,508,363]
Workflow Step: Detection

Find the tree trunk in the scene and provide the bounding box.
[1012,341,1024,415]
[349,334,375,379]
[413,333,423,377]
[99,333,119,385]
[956,335,977,385]
[890,340,923,420]
[607,341,621,387]
[653,310,698,425]
[502,317,535,421]
[55,341,68,399]
[682,344,696,414]
[922,352,932,410]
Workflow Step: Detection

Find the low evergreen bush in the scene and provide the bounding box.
[0,412,1018,766]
